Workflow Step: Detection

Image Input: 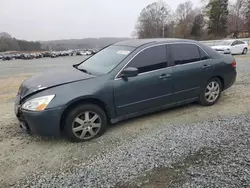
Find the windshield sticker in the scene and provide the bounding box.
[117,50,131,55]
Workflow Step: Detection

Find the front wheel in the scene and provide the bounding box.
[64,104,107,142]
[199,78,222,106]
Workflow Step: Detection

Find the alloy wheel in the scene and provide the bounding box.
[205,81,220,103]
[72,111,101,140]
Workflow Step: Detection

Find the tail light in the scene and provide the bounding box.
[232,60,236,68]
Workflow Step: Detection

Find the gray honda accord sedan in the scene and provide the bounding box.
[15,39,237,141]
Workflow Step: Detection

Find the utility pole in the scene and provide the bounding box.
[161,6,166,38]
[162,23,165,38]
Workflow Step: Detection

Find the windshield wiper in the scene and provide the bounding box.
[74,66,92,74]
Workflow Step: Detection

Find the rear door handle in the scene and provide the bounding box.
[159,74,171,79]
[202,64,211,69]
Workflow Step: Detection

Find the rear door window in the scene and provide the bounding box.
[237,41,245,45]
[170,44,201,65]
[199,48,210,60]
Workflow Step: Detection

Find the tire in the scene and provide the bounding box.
[199,78,222,106]
[242,48,248,55]
[63,104,107,142]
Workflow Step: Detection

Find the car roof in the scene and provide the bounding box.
[222,39,234,42]
[113,38,197,48]
[113,38,223,59]
[222,39,246,42]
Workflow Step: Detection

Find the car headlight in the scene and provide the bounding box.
[22,95,55,111]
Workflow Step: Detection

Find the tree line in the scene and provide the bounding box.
[134,0,250,40]
[0,32,128,52]
[0,33,42,52]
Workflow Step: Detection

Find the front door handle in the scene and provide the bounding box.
[159,74,171,79]
[202,64,211,69]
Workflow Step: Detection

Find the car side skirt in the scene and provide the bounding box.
[110,97,198,124]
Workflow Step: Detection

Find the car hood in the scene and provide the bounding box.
[19,67,96,98]
[211,45,230,50]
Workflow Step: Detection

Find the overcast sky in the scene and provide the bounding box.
[1,0,201,41]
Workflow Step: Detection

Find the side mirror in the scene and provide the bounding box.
[223,49,231,54]
[121,67,138,78]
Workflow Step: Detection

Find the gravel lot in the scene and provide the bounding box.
[0,54,250,187]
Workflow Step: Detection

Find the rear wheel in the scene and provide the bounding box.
[64,104,107,142]
[242,48,248,55]
[199,78,222,106]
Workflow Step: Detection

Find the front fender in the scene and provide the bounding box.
[23,78,116,118]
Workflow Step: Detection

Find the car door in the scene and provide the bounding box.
[231,41,243,54]
[237,40,246,53]
[114,45,173,117]
[169,43,214,103]
[235,41,243,54]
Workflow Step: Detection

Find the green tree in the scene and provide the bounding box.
[206,0,229,38]
[191,14,204,39]
[0,32,42,52]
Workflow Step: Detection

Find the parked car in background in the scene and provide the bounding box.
[51,52,59,58]
[42,52,52,58]
[0,48,98,61]
[212,39,248,55]
[0,55,3,60]
[36,53,43,58]
[76,51,84,56]
[59,51,69,56]
[85,51,92,55]
[89,49,97,55]
[20,54,30,60]
[12,54,19,59]
[2,55,12,61]
[16,54,23,59]
[51,54,57,58]
[75,50,92,56]
[15,39,237,142]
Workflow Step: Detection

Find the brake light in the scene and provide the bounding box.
[232,61,236,68]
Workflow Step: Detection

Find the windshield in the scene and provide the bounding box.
[219,40,233,46]
[78,45,134,75]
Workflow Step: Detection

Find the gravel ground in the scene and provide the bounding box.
[1,54,250,188]
[18,115,250,188]
[184,124,250,188]
[125,115,250,188]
